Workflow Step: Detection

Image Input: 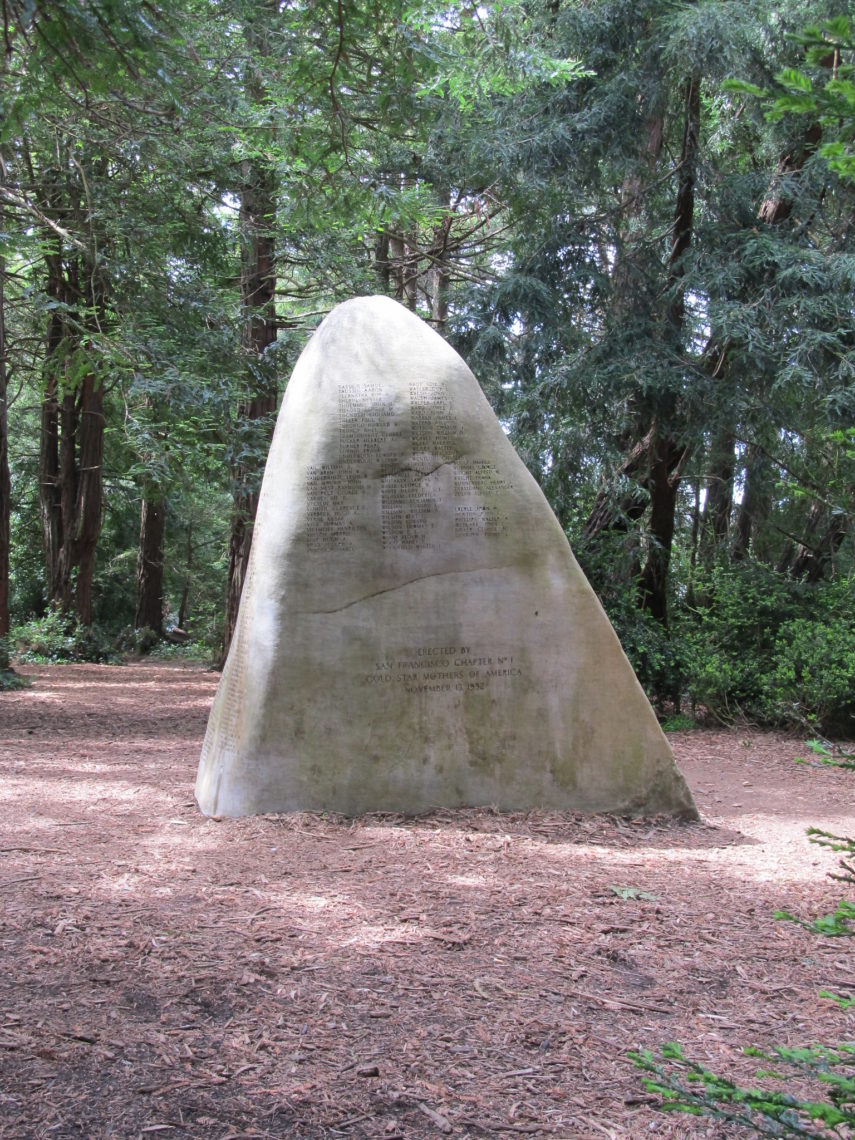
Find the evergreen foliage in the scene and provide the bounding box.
[0,0,851,713]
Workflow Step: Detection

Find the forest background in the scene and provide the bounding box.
[1,0,853,737]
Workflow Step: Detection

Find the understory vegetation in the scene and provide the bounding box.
[1,2,853,734]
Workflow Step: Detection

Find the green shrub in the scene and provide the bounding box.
[13,610,119,664]
[609,600,689,712]
[767,618,855,737]
[681,562,805,721]
[0,635,30,691]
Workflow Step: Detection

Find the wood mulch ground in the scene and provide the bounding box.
[1,662,854,1140]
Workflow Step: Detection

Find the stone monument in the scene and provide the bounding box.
[196,296,697,820]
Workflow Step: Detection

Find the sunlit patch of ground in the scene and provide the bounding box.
[1,662,853,1138]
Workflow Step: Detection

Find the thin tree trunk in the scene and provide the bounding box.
[222,5,280,662]
[686,476,702,607]
[637,75,700,625]
[403,230,418,311]
[374,231,391,292]
[699,429,735,557]
[732,444,769,561]
[223,158,278,659]
[39,249,65,602]
[136,496,165,633]
[39,242,105,625]
[430,207,453,329]
[611,111,664,322]
[178,521,192,630]
[779,499,847,583]
[0,210,10,641]
[388,231,406,301]
[637,434,689,623]
[71,369,104,626]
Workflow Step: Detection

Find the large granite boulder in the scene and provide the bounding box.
[196,296,697,819]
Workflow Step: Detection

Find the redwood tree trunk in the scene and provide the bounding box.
[699,428,735,557]
[0,222,9,641]
[38,241,105,626]
[136,496,166,633]
[178,521,193,630]
[635,76,699,625]
[222,157,278,659]
[637,435,688,623]
[585,79,699,625]
[39,252,65,601]
[70,369,104,626]
[779,499,847,583]
[732,444,770,562]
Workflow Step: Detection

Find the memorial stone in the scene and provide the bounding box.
[196,296,697,820]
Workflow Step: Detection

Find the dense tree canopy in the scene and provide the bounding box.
[1,0,853,731]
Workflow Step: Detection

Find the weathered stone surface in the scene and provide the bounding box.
[196,296,697,819]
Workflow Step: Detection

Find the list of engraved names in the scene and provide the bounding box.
[304,381,512,552]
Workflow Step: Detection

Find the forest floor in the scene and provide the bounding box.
[1,662,854,1140]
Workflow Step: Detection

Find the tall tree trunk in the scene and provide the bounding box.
[388,231,406,301]
[222,5,280,662]
[583,106,665,548]
[699,428,735,557]
[430,206,453,329]
[732,444,770,562]
[374,231,392,292]
[778,499,847,583]
[403,230,418,311]
[136,496,165,633]
[637,75,700,625]
[0,211,10,642]
[637,434,689,623]
[38,235,105,626]
[222,158,278,659]
[610,109,664,323]
[39,248,65,601]
[178,521,193,630]
[70,368,104,627]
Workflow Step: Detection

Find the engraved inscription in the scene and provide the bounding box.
[306,463,362,552]
[452,458,510,536]
[363,644,522,694]
[411,381,457,461]
[339,384,385,463]
[304,382,512,553]
[217,628,249,751]
[453,457,513,497]
[454,504,505,538]
[381,470,440,550]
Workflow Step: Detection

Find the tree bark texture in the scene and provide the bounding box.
[135,497,166,633]
[223,157,279,660]
[610,109,664,325]
[699,428,735,557]
[178,521,193,630]
[731,444,770,562]
[778,498,847,583]
[0,217,10,639]
[38,237,105,626]
[637,434,688,624]
[635,76,699,624]
[588,77,699,625]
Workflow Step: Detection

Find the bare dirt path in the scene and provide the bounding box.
[1,662,853,1139]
